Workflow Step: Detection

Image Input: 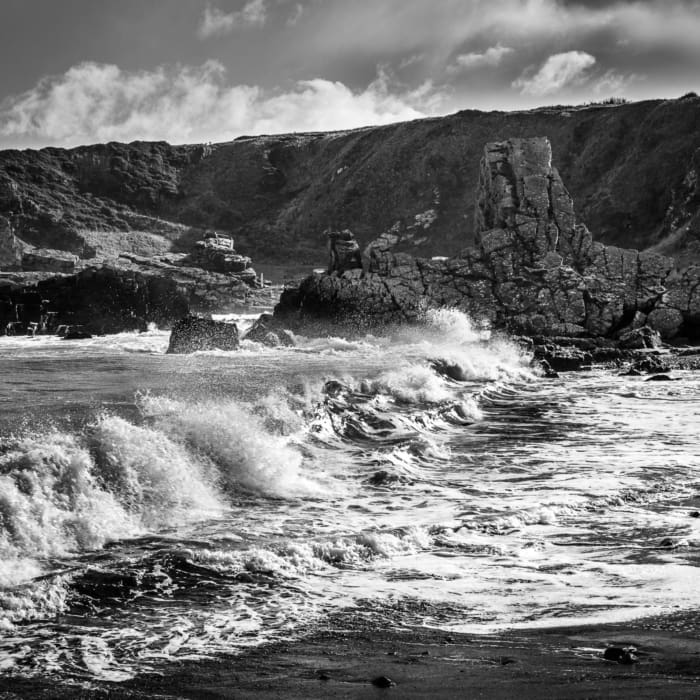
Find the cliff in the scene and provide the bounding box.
[274,137,700,342]
[1,95,699,269]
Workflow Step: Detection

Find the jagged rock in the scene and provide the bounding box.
[327,229,362,274]
[187,231,259,283]
[62,325,92,340]
[243,313,295,346]
[1,266,190,335]
[618,325,662,349]
[629,356,670,374]
[167,315,239,354]
[534,346,592,372]
[275,136,699,342]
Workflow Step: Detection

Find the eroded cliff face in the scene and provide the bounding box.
[1,95,699,269]
[275,138,700,341]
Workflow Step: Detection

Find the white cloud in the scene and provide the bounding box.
[448,44,513,73]
[512,51,596,96]
[286,3,304,26]
[592,68,641,96]
[0,61,444,147]
[198,0,267,38]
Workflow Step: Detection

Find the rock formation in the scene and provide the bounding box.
[167,315,239,353]
[187,231,258,284]
[0,226,266,335]
[243,313,295,347]
[326,229,362,274]
[275,137,700,342]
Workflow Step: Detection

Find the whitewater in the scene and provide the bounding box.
[0,309,699,683]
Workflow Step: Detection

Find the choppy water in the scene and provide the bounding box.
[0,309,699,683]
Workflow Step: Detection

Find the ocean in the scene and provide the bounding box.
[0,308,699,684]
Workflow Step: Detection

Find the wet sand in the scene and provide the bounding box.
[3,609,700,698]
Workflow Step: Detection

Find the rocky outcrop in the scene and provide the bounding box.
[187,231,258,285]
[167,315,239,354]
[0,248,271,335]
[327,229,362,274]
[1,97,700,267]
[275,137,700,342]
[243,313,294,347]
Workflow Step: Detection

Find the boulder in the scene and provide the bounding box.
[618,325,662,349]
[167,315,239,353]
[646,307,684,339]
[243,313,295,346]
[327,229,362,274]
[534,346,592,372]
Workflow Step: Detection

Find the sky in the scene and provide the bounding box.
[0,0,698,148]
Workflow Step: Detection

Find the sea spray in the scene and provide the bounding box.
[137,394,323,498]
[87,414,225,527]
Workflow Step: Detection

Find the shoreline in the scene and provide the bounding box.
[4,609,700,698]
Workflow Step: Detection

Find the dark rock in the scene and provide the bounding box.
[327,229,362,274]
[646,374,674,381]
[0,265,190,335]
[243,313,295,347]
[630,356,671,374]
[618,325,662,350]
[187,231,259,284]
[539,359,559,378]
[371,676,396,688]
[622,368,642,376]
[62,325,92,340]
[318,672,330,681]
[167,315,239,354]
[603,646,638,664]
[690,511,700,518]
[431,358,470,381]
[368,470,400,487]
[323,380,347,397]
[536,347,592,372]
[275,136,700,341]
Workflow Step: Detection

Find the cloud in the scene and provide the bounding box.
[198,0,267,38]
[286,3,304,26]
[591,68,642,95]
[0,61,444,147]
[513,51,597,95]
[448,44,513,73]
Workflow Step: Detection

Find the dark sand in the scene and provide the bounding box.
[3,608,700,699]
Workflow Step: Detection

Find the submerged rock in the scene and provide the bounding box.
[371,675,396,688]
[603,646,638,664]
[167,315,239,354]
